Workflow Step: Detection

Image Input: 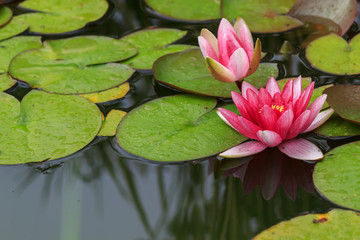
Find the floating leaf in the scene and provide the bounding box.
[0,74,16,92]
[314,114,360,137]
[144,0,221,21]
[116,95,246,162]
[99,110,127,136]
[17,0,108,34]
[121,28,193,70]
[324,85,360,124]
[221,0,303,33]
[153,48,278,98]
[0,6,12,27]
[306,33,360,75]
[80,82,130,103]
[9,36,137,94]
[313,141,360,210]
[0,16,28,41]
[254,209,360,239]
[0,91,102,165]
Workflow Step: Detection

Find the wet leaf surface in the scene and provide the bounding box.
[0,6,12,27]
[314,113,360,137]
[98,110,127,136]
[0,16,29,41]
[80,83,130,103]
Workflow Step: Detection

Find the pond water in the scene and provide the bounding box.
[1,0,360,239]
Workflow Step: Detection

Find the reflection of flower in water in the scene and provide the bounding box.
[222,148,314,200]
[218,76,334,161]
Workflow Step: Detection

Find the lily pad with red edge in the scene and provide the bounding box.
[313,141,360,210]
[116,94,246,162]
[306,33,360,75]
[221,0,303,33]
[0,16,29,41]
[17,0,108,34]
[0,90,102,165]
[144,0,221,21]
[0,7,12,27]
[121,28,194,70]
[153,48,278,98]
[9,36,137,94]
[314,113,360,137]
[324,85,360,125]
[98,110,127,137]
[254,209,360,239]
[80,83,130,104]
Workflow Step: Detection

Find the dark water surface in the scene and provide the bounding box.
[1,0,359,239]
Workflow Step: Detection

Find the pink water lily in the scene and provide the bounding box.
[198,18,261,83]
[217,76,334,161]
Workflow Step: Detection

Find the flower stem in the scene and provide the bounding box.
[235,81,242,91]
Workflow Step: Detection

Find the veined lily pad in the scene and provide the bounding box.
[314,114,360,137]
[306,33,360,75]
[9,36,137,94]
[254,209,360,239]
[144,0,221,21]
[0,7,12,27]
[99,110,127,136]
[116,95,246,162]
[121,28,193,70]
[221,0,303,33]
[0,74,16,92]
[17,0,108,34]
[324,85,360,124]
[0,90,102,164]
[153,48,278,98]
[0,16,29,41]
[80,83,130,103]
[313,141,360,210]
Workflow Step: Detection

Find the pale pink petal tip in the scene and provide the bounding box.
[228,47,249,80]
[219,141,267,158]
[278,138,324,161]
[256,130,283,147]
[265,77,281,97]
[241,81,258,99]
[304,108,334,132]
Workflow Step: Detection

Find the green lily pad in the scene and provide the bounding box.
[80,82,130,103]
[9,36,137,94]
[306,33,360,75]
[144,0,221,21]
[0,7,12,27]
[98,109,127,136]
[0,90,102,165]
[116,95,246,162]
[153,48,278,98]
[314,113,360,137]
[121,28,193,70]
[17,0,108,34]
[0,16,29,41]
[221,0,303,33]
[324,85,360,124]
[0,74,16,92]
[0,36,42,73]
[254,209,360,239]
[313,141,360,210]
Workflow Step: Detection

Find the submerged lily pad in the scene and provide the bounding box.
[0,16,29,41]
[0,90,102,164]
[9,36,137,94]
[17,0,108,34]
[116,95,246,162]
[0,74,16,92]
[313,141,360,210]
[99,110,127,136]
[306,33,360,75]
[80,83,130,103]
[255,209,360,239]
[144,0,221,21]
[121,28,193,70]
[0,7,12,27]
[221,0,303,33]
[153,48,278,98]
[324,85,360,124]
[314,114,360,137]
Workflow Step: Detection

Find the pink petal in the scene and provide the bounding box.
[205,57,236,83]
[228,47,249,80]
[303,108,334,132]
[200,28,219,57]
[241,81,258,99]
[281,79,293,104]
[219,141,267,158]
[233,18,254,62]
[274,109,294,139]
[278,139,323,161]
[231,91,250,119]
[198,36,218,60]
[286,110,311,140]
[259,105,278,130]
[266,77,281,98]
[258,88,272,106]
[292,76,302,103]
[293,82,314,119]
[217,108,242,132]
[301,94,327,132]
[256,130,283,147]
[218,19,241,66]
[245,89,259,109]
[238,117,262,140]
[272,92,284,106]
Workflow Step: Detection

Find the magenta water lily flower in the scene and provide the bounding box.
[198,18,261,83]
[217,76,334,161]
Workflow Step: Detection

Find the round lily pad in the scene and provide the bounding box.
[0,74,16,92]
[121,28,193,70]
[144,0,221,21]
[313,141,360,210]
[254,209,360,239]
[116,95,246,162]
[0,16,29,41]
[0,7,12,27]
[153,48,278,98]
[221,0,303,33]
[324,85,360,124]
[80,82,130,103]
[98,110,127,136]
[306,33,360,75]
[9,36,137,94]
[314,114,360,137]
[0,90,102,164]
[17,0,108,34]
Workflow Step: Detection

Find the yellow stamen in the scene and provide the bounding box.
[271,104,284,112]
